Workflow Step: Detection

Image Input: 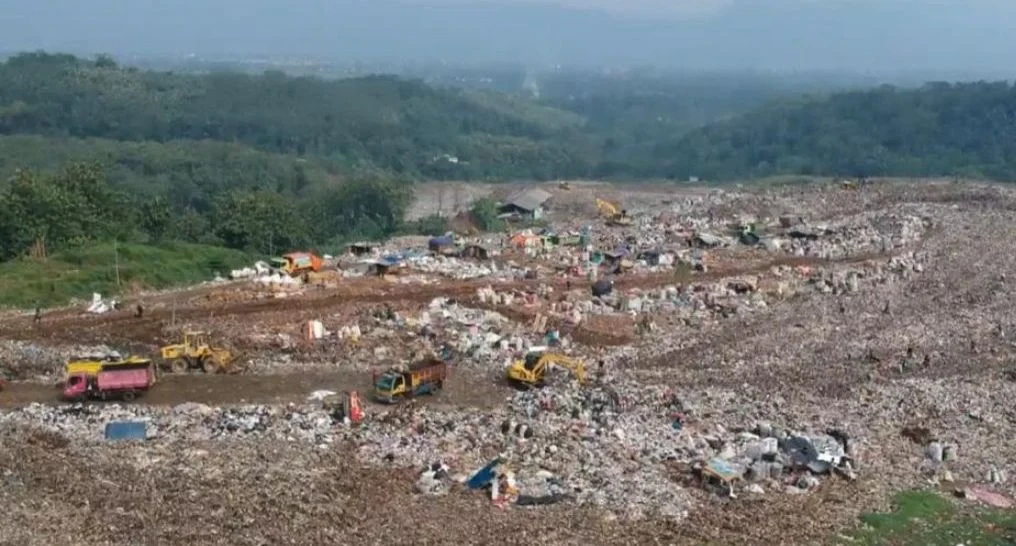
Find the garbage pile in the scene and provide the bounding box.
[86,293,118,314]
[0,377,860,522]
[0,341,118,381]
[804,251,929,295]
[230,261,273,279]
[405,255,519,281]
[781,210,932,259]
[415,299,530,367]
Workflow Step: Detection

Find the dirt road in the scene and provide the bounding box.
[0,369,511,409]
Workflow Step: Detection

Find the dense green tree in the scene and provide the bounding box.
[138,196,172,242]
[0,163,130,259]
[310,179,414,242]
[211,190,310,255]
[469,197,503,232]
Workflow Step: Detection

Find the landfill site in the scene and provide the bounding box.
[3,179,1016,545]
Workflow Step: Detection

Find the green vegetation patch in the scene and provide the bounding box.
[843,490,1016,546]
[0,242,251,309]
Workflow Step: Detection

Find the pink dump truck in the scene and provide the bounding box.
[62,359,156,402]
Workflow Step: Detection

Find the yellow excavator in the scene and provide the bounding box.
[506,349,585,387]
[595,198,633,227]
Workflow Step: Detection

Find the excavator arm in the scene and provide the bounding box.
[596,198,618,217]
[507,351,586,386]
[536,353,586,383]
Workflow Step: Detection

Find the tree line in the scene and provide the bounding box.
[665,81,1016,181]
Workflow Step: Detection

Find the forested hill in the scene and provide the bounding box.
[0,52,598,180]
[667,82,1016,181]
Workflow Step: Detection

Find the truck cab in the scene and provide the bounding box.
[271,252,323,277]
[373,372,403,403]
[373,359,447,403]
[62,373,92,400]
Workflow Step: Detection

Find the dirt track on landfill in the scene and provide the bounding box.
[0,369,510,409]
[0,250,896,349]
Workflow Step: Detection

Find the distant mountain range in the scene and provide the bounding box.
[2,0,1015,75]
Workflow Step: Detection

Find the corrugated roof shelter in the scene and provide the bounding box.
[499,188,552,219]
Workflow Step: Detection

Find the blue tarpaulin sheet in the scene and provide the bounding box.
[466,456,504,489]
[703,457,740,481]
[104,421,146,441]
[379,255,404,266]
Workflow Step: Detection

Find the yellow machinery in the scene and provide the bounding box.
[595,198,633,226]
[159,331,235,374]
[506,349,585,387]
[64,355,151,382]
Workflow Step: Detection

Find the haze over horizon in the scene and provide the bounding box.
[2,0,1015,76]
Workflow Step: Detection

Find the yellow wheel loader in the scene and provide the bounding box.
[159,331,235,374]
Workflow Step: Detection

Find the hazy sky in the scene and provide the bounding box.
[2,0,1015,74]
[404,0,732,17]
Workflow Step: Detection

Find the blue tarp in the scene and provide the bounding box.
[429,236,455,248]
[104,421,146,441]
[466,456,504,489]
[704,457,740,481]
[379,255,404,266]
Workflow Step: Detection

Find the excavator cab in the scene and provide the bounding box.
[523,352,541,371]
[507,349,585,387]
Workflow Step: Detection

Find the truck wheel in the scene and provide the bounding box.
[170,359,188,374]
[201,357,219,374]
[122,390,137,402]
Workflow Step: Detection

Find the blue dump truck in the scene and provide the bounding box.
[373,358,448,403]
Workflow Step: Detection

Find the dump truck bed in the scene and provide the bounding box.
[407,359,447,383]
[65,357,151,379]
[96,367,155,391]
[409,358,445,372]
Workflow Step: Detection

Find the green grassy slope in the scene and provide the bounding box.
[0,242,252,308]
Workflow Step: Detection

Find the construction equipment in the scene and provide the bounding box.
[270,252,326,277]
[506,348,585,387]
[595,198,633,226]
[159,331,235,374]
[63,358,156,402]
[559,181,571,190]
[321,391,364,423]
[373,358,448,403]
[840,177,871,190]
